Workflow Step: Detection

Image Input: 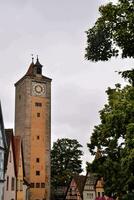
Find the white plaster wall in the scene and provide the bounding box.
[83,191,96,200]
[3,143,16,200]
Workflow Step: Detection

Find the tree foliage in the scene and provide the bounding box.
[85,0,134,61]
[51,138,83,187]
[85,0,134,198]
[87,77,134,197]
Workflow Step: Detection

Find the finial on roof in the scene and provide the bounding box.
[31,54,34,63]
[35,55,42,67]
[36,55,39,63]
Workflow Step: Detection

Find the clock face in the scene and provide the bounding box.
[32,82,46,96]
[35,85,43,93]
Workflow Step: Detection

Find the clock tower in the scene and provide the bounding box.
[15,57,52,200]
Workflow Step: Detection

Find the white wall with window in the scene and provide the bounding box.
[3,141,16,200]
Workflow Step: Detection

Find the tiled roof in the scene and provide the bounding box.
[73,175,86,196]
[15,61,52,86]
[86,172,98,186]
[25,62,35,76]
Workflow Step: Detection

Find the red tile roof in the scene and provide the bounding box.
[73,175,86,196]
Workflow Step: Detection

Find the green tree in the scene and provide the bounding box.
[85,0,134,61]
[87,79,134,197]
[51,138,83,187]
[85,0,134,198]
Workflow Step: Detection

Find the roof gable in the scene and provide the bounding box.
[73,175,86,195]
[4,129,16,174]
[66,175,86,199]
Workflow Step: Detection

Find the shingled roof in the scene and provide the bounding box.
[85,172,98,186]
[15,59,52,86]
[25,62,35,76]
[73,175,86,196]
[65,175,86,199]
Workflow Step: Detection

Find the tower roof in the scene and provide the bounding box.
[34,56,43,67]
[15,58,52,86]
[26,56,43,76]
[25,62,35,76]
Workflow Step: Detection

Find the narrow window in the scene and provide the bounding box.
[30,183,34,188]
[20,180,23,191]
[9,151,11,162]
[36,171,40,176]
[36,158,40,163]
[6,176,9,190]
[17,179,19,191]
[41,183,45,188]
[36,182,40,188]
[11,177,15,191]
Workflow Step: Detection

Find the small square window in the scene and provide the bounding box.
[36,158,40,163]
[35,102,42,107]
[36,171,40,176]
[37,113,40,117]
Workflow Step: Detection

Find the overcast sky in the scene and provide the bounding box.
[0,0,133,173]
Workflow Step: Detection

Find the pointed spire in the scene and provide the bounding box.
[35,55,42,67]
[31,54,34,64]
